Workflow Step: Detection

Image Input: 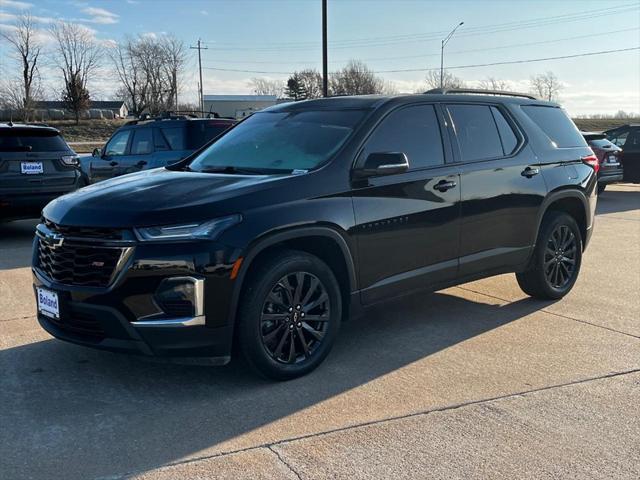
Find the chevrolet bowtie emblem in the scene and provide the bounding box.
[45,232,64,248]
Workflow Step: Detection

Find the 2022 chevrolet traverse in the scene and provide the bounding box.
[33,89,597,380]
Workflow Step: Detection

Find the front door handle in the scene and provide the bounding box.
[433,180,457,192]
[521,166,540,177]
[109,161,118,166]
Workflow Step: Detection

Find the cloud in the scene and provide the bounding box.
[125,0,139,3]
[140,31,157,39]
[200,10,208,16]
[0,0,33,9]
[72,6,119,24]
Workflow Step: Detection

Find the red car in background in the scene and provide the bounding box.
[582,132,623,194]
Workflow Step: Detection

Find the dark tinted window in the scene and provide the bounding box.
[362,104,444,169]
[130,128,153,155]
[589,139,615,148]
[160,127,186,150]
[153,129,170,151]
[521,105,587,148]
[105,130,131,156]
[0,130,69,152]
[607,131,628,147]
[624,130,640,151]
[490,106,518,155]
[448,104,503,161]
[189,110,365,172]
[187,121,233,149]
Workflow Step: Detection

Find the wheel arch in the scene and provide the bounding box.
[536,190,589,249]
[227,226,358,326]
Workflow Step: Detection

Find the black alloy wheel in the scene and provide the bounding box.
[543,224,578,289]
[260,272,330,364]
[237,250,342,380]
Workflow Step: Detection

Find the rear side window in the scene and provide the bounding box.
[187,121,233,149]
[521,105,587,148]
[448,104,503,161]
[361,104,445,169]
[160,127,186,150]
[130,128,153,155]
[490,106,518,155]
[0,130,68,152]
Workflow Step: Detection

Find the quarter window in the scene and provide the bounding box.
[490,106,519,155]
[161,127,186,150]
[448,104,503,161]
[361,104,445,170]
[104,130,131,156]
[521,105,587,148]
[130,129,153,155]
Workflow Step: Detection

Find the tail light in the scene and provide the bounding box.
[582,154,599,173]
[61,155,79,166]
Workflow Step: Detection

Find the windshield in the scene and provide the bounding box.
[187,109,366,173]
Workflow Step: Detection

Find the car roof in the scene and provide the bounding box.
[0,123,60,134]
[265,92,558,113]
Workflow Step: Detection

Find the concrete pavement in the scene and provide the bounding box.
[1,184,638,479]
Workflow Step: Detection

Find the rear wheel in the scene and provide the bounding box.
[516,211,582,300]
[237,250,342,380]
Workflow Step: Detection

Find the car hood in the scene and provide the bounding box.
[43,167,287,227]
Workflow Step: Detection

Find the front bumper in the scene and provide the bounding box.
[32,234,242,360]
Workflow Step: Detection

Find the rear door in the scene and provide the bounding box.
[351,103,461,304]
[445,103,547,278]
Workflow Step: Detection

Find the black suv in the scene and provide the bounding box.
[1,124,82,222]
[604,124,640,183]
[82,115,235,184]
[32,90,597,380]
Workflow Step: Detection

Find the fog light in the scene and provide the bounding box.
[154,276,204,318]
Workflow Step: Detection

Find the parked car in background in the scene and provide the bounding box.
[1,123,82,222]
[33,90,598,380]
[604,124,640,183]
[581,132,623,193]
[81,115,236,184]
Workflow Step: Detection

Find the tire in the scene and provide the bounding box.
[237,249,342,380]
[597,184,606,194]
[516,211,583,300]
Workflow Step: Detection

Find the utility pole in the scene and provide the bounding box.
[322,0,328,97]
[440,22,464,89]
[190,39,208,116]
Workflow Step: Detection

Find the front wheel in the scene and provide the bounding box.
[237,250,342,380]
[516,212,582,300]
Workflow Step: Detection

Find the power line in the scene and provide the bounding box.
[200,46,640,75]
[198,3,638,52]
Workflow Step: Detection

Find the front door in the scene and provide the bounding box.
[90,129,132,183]
[113,128,154,177]
[351,104,461,304]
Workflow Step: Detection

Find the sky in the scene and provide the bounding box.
[1,0,639,116]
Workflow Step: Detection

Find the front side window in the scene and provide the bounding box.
[105,130,131,156]
[448,104,503,161]
[130,128,153,155]
[607,131,628,147]
[188,110,366,173]
[360,104,445,170]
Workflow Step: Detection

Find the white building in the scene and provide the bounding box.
[203,95,278,119]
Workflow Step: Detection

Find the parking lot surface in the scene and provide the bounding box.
[1,184,639,479]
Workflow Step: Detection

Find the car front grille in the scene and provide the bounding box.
[37,238,128,287]
[47,308,106,341]
[43,218,124,240]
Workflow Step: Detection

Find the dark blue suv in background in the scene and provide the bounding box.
[82,115,236,183]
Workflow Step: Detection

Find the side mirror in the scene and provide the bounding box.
[92,148,102,157]
[354,152,409,178]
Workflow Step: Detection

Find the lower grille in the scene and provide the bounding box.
[47,309,105,341]
[37,238,126,287]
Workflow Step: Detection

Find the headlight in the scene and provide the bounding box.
[61,155,79,166]
[134,214,242,242]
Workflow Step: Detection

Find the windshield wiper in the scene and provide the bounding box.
[196,165,286,175]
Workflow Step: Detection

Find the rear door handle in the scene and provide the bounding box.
[521,166,540,177]
[109,161,118,166]
[136,160,147,167]
[433,180,457,192]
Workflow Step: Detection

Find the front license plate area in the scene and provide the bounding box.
[37,287,60,319]
[21,162,44,174]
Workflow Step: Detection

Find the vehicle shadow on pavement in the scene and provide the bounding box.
[596,186,640,216]
[0,219,37,270]
[0,290,554,479]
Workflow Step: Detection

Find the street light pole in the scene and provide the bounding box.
[440,22,464,89]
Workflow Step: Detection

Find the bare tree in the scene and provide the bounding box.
[425,70,465,90]
[50,22,103,123]
[285,69,323,100]
[0,14,43,121]
[110,37,148,115]
[330,60,385,96]
[248,78,284,97]
[530,71,562,101]
[161,35,186,111]
[478,77,510,91]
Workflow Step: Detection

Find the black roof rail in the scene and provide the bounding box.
[123,111,236,126]
[424,88,537,100]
